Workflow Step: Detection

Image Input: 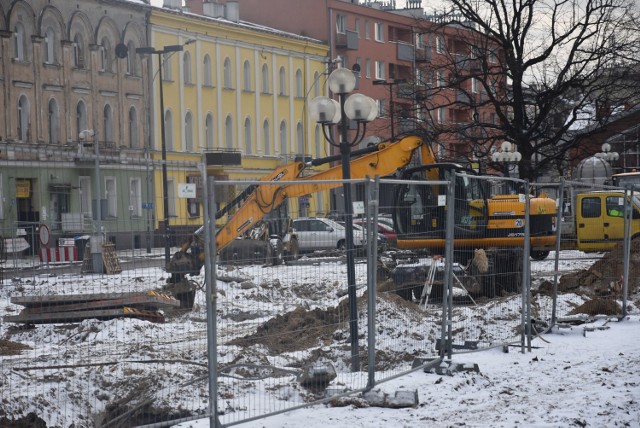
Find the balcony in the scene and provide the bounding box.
[335,30,359,50]
[415,47,432,63]
[396,42,415,62]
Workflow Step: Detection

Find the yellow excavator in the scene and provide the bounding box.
[167,134,556,299]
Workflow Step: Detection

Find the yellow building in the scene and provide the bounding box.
[141,4,330,234]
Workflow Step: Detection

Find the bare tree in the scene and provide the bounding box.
[412,0,640,181]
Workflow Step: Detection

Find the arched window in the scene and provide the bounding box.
[223,58,232,89]
[183,51,192,84]
[103,104,113,144]
[48,98,59,144]
[279,66,286,96]
[14,22,25,61]
[44,27,56,64]
[279,120,287,156]
[263,119,271,156]
[261,64,269,94]
[313,71,320,98]
[296,121,304,154]
[101,37,112,72]
[129,107,138,148]
[73,34,85,68]
[203,55,213,86]
[126,41,136,75]
[244,117,252,155]
[314,125,322,157]
[243,60,251,91]
[76,101,87,138]
[17,95,29,141]
[295,69,303,98]
[185,112,194,152]
[225,115,233,149]
[162,52,172,81]
[164,110,174,151]
[205,113,214,148]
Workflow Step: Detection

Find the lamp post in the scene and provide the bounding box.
[596,143,619,162]
[492,141,522,193]
[79,129,103,274]
[372,78,406,141]
[310,67,377,371]
[136,43,186,267]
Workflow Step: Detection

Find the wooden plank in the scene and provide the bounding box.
[4,307,165,324]
[19,293,180,314]
[11,291,178,308]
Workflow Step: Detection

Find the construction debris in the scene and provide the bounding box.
[5,291,179,324]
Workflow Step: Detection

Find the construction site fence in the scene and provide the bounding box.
[1,150,637,427]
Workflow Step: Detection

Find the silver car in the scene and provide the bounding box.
[292,217,365,251]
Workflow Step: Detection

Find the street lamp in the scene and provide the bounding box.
[596,143,619,162]
[136,43,188,268]
[310,67,377,371]
[372,78,407,141]
[79,129,103,274]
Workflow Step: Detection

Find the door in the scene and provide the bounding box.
[576,195,607,251]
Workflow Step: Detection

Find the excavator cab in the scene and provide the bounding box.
[393,164,489,243]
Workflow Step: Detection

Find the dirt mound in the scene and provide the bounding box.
[559,238,640,297]
[0,339,31,356]
[569,298,622,316]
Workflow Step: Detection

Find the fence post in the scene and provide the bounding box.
[440,172,456,359]
[551,179,565,327]
[365,176,379,390]
[203,166,221,427]
[522,181,531,353]
[622,186,632,318]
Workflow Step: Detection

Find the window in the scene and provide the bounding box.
[436,70,445,87]
[279,120,287,156]
[103,104,113,144]
[354,18,360,37]
[582,197,601,218]
[100,37,112,72]
[416,32,424,49]
[105,177,117,218]
[49,188,70,230]
[79,176,91,216]
[186,175,200,218]
[73,34,85,68]
[185,112,194,152]
[17,95,29,141]
[261,64,270,94]
[225,115,233,149]
[126,41,136,75]
[243,60,251,91]
[129,107,138,148]
[606,196,625,217]
[375,61,385,79]
[364,19,370,39]
[295,69,303,98]
[14,22,25,60]
[377,99,386,117]
[437,107,446,124]
[263,119,271,156]
[365,59,371,78]
[223,57,232,89]
[129,178,142,217]
[296,122,304,155]
[183,51,192,84]
[164,110,173,151]
[313,71,320,98]
[44,27,56,64]
[375,22,384,42]
[205,113,214,148]
[48,98,59,144]
[162,52,172,81]
[76,101,87,139]
[244,117,252,155]
[336,14,346,34]
[436,35,445,54]
[203,55,213,86]
[279,66,286,96]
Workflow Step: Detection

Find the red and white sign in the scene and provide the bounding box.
[39,246,78,263]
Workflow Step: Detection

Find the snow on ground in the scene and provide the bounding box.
[1,249,639,427]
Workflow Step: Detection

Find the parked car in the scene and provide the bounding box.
[292,217,365,252]
[353,219,397,241]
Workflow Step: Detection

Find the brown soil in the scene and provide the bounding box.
[559,238,640,297]
[569,298,622,316]
[0,339,31,356]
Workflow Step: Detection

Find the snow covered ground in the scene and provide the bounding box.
[1,249,639,427]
